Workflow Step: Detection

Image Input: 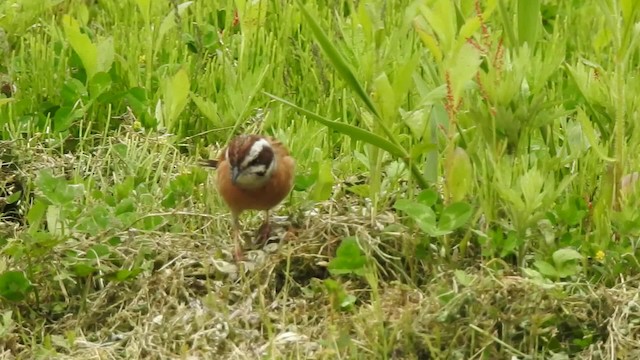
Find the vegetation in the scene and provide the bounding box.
[1,0,640,358]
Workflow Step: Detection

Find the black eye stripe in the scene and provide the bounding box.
[248,157,262,167]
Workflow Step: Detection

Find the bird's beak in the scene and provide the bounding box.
[231,166,240,184]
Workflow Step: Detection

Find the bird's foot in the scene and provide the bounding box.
[255,222,272,247]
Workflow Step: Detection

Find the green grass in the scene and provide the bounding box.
[1,0,640,358]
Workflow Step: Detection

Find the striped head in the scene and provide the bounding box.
[225,135,276,189]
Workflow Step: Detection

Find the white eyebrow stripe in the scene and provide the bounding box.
[241,138,270,168]
[250,165,267,173]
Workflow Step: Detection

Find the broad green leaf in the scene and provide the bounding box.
[265,93,406,159]
[401,109,428,138]
[73,263,97,277]
[163,68,190,128]
[449,43,482,106]
[453,269,474,286]
[445,147,473,202]
[105,268,143,282]
[52,109,85,133]
[46,205,63,236]
[296,0,380,119]
[517,0,540,46]
[88,72,112,99]
[114,176,135,201]
[0,271,32,302]
[576,108,616,162]
[394,199,442,236]
[61,78,88,105]
[309,160,334,201]
[438,202,473,232]
[5,190,21,204]
[62,15,98,79]
[125,87,148,116]
[328,237,367,276]
[96,37,114,74]
[533,260,557,278]
[115,198,136,216]
[373,72,396,120]
[552,248,583,266]
[417,189,439,207]
[27,198,47,232]
[87,244,110,259]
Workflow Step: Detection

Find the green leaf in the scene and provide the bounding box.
[53,106,85,132]
[417,189,439,206]
[5,190,21,204]
[328,237,367,276]
[46,205,63,236]
[27,198,48,232]
[517,0,540,46]
[453,269,474,286]
[394,199,441,236]
[449,42,482,105]
[438,202,473,232]
[265,93,406,159]
[533,260,558,278]
[96,36,114,74]
[62,15,98,79]
[309,160,334,201]
[88,72,112,100]
[61,78,88,105]
[115,198,136,216]
[445,147,473,202]
[0,271,32,302]
[114,176,135,201]
[552,248,583,266]
[87,244,110,259]
[373,72,396,119]
[109,268,143,282]
[73,263,97,277]
[163,68,191,129]
[296,0,380,119]
[36,170,85,205]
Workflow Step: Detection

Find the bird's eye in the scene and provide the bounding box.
[247,158,262,167]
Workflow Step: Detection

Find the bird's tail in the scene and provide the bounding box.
[199,159,219,168]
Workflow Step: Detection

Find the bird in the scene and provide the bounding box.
[200,134,295,261]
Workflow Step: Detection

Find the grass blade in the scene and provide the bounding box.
[265,93,405,159]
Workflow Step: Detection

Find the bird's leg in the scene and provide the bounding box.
[231,212,244,261]
[256,210,272,247]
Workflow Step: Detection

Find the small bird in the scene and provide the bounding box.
[200,134,295,260]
